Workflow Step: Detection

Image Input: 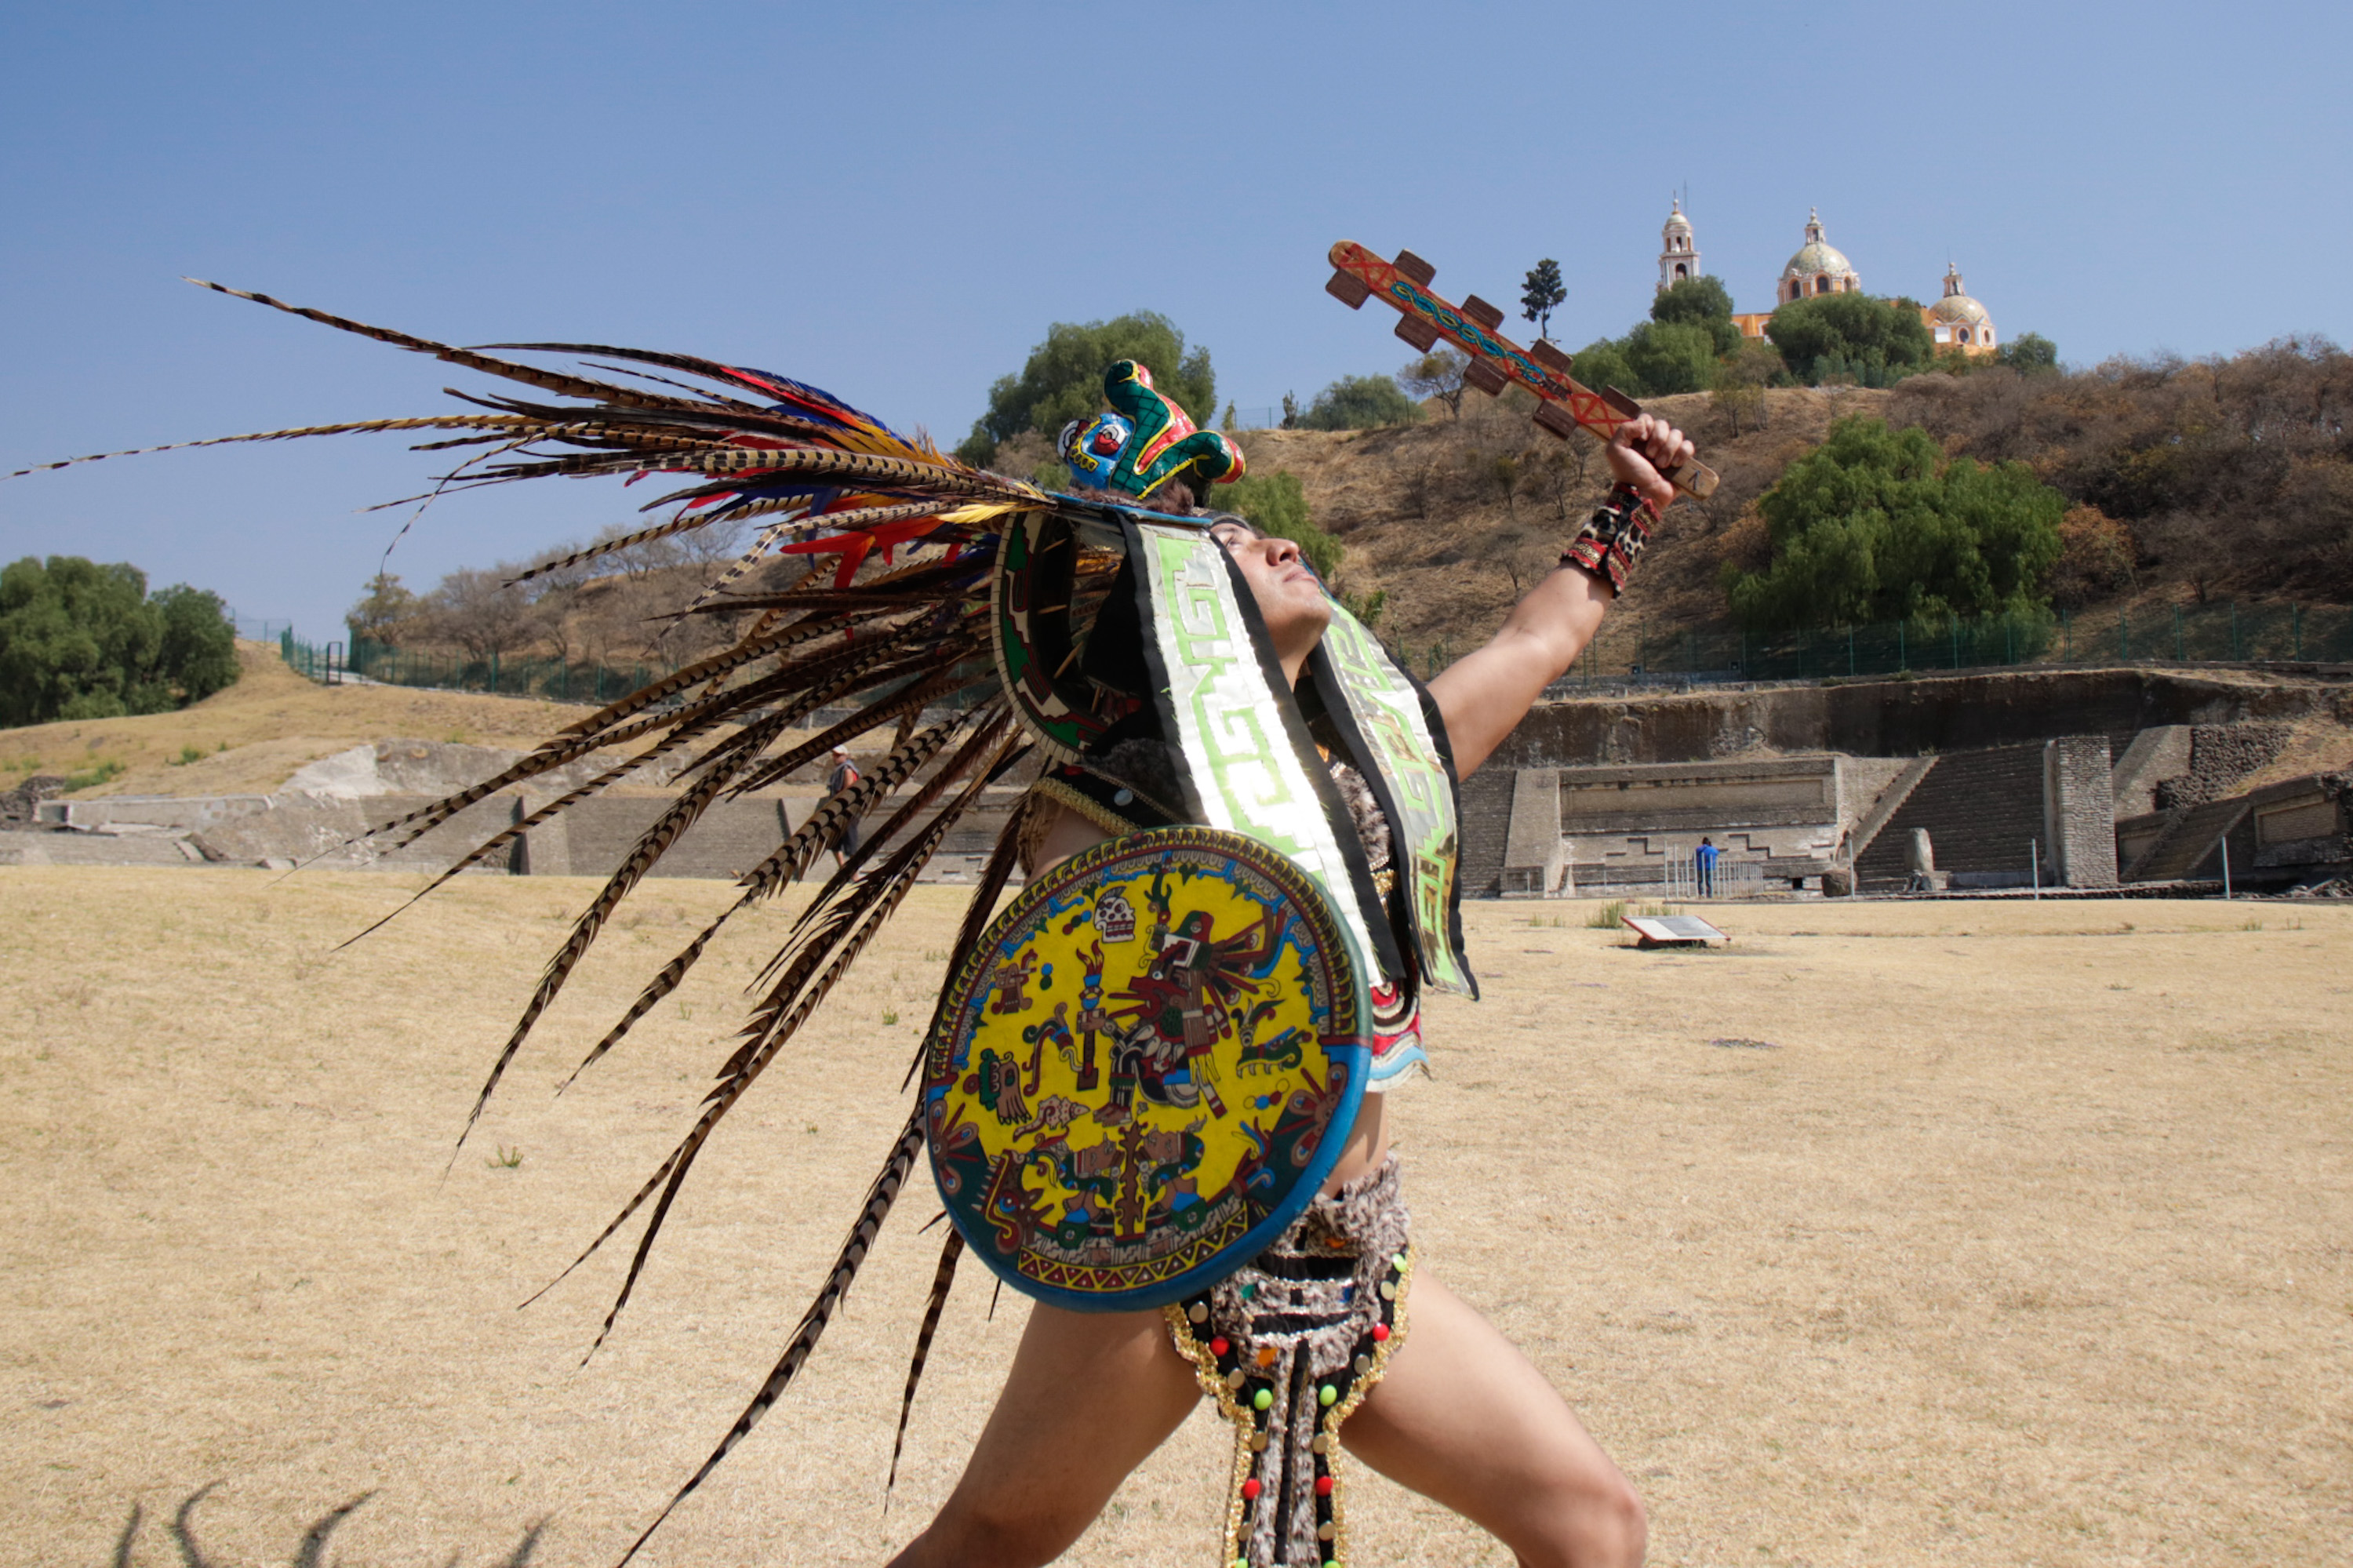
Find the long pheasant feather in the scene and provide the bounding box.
[886,1228,966,1499]
[613,1109,926,1566]
[541,755,1006,1346]
[450,710,795,1155]
[2,416,530,479]
[569,709,982,1075]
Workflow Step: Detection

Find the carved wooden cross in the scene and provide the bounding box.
[1326,240,1720,500]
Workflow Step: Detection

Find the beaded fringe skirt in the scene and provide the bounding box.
[1166,1155,1413,1568]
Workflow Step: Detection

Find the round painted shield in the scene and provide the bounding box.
[922,826,1369,1312]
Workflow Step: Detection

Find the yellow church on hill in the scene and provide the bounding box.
[1672,202,1999,358]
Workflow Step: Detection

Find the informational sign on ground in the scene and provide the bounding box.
[1624,913,1729,948]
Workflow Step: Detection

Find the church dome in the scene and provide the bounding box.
[1928,264,1989,324]
[1782,239,1853,279]
[1927,291,1989,326]
[1663,199,1693,238]
[1780,209,1853,281]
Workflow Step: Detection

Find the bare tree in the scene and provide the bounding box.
[425,567,533,663]
[1398,349,1471,419]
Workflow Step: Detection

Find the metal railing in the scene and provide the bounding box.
[1659,859,1767,900]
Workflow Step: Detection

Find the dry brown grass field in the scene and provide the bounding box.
[2,868,2346,1567]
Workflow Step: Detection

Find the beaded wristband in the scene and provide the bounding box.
[1560,482,1659,596]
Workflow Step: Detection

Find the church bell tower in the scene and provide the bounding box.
[1658,198,1699,293]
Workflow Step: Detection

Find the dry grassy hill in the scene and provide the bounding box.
[1240,386,1891,664]
[0,642,598,799]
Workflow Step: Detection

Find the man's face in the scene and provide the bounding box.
[1208,519,1331,652]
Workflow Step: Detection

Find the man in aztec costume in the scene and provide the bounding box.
[15,275,1696,1567]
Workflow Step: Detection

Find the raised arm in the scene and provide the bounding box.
[1426,413,1693,778]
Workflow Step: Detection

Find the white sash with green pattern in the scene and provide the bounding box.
[1133,522,1384,975]
[1313,603,1472,997]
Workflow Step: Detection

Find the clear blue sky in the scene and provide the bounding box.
[5,0,2346,639]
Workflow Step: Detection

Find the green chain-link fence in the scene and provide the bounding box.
[280,631,666,704]
[1540,601,2353,688]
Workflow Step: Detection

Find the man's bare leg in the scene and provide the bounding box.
[1340,1272,1646,1568]
[887,1301,1200,1568]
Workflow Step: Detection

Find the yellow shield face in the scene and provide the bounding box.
[922,827,1369,1311]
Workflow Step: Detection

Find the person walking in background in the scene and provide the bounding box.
[1695,835,1718,897]
[826,745,864,870]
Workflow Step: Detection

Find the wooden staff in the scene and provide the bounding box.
[1326,240,1720,500]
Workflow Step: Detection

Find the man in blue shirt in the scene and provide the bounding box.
[1695,836,1718,897]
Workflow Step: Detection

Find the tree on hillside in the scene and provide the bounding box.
[1565,334,1639,398]
[347,571,420,645]
[1299,374,1422,431]
[0,555,237,725]
[1521,260,1566,342]
[955,313,1214,467]
[1619,320,1720,396]
[1997,332,2060,373]
[1650,275,1743,356]
[2045,504,2136,608]
[1398,347,1471,418]
[1722,417,2064,630]
[1711,340,1782,436]
[424,567,534,664]
[1765,293,1934,387]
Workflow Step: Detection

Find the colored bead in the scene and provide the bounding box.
[1311,1435,1329,1454]
[1372,1322,1390,1342]
[1354,1354,1372,1374]
[1239,1282,1257,1300]
[1226,1369,1246,1390]
[1318,1521,1337,1540]
[1210,1336,1230,1357]
[1392,1251,1407,1269]
[1379,1281,1396,1301]
[1188,1301,1208,1322]
[1249,1432,1268,1452]
[1253,1388,1273,1411]
[1114,788,1134,806]
[1256,1345,1278,1368]
[1316,1475,1335,1497]
[1241,1478,1262,1501]
[1318,1384,1337,1406]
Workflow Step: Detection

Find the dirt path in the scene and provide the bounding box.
[2,870,2346,1566]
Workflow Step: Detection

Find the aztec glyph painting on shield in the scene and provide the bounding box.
[924,828,1365,1308]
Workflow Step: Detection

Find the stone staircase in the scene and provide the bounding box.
[1855,744,2048,885]
[2120,796,2252,882]
[1842,755,1938,868]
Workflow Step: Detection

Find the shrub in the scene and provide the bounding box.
[1765,293,1935,387]
[2046,504,2137,607]
[0,557,238,726]
[1722,417,2065,630]
[1298,374,1422,431]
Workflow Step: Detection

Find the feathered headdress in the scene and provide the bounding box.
[8,284,1461,1560]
